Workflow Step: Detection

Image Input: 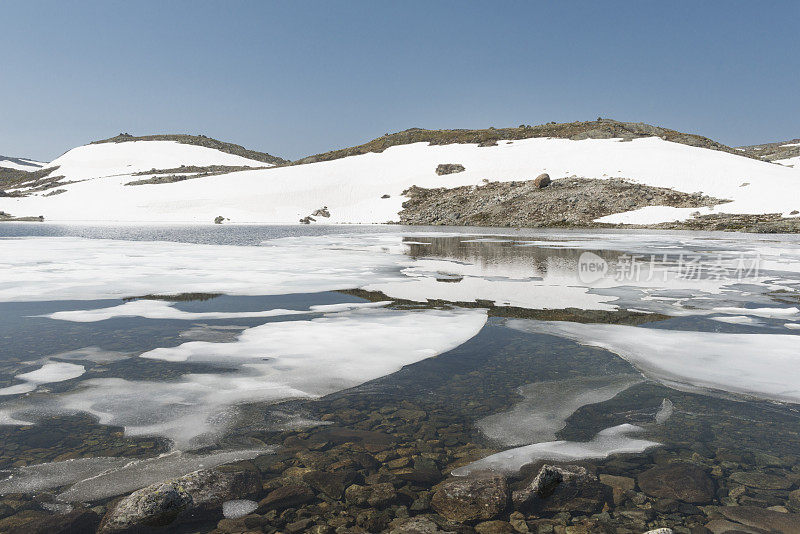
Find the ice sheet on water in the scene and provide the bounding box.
[508,320,800,403]
[0,362,85,396]
[452,424,658,476]
[1,308,487,449]
[43,299,391,322]
[0,448,269,502]
[476,375,642,447]
[3,232,800,319]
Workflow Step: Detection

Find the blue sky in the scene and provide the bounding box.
[2,1,798,161]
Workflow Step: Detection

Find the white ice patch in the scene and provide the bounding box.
[2,308,487,449]
[43,299,391,322]
[0,236,405,303]
[508,320,800,403]
[476,375,641,447]
[0,362,85,396]
[452,424,658,476]
[223,499,258,519]
[0,448,269,502]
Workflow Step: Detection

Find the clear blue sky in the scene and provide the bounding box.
[2,1,798,161]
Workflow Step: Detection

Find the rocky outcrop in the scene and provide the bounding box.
[435,164,466,175]
[399,177,726,227]
[431,475,508,522]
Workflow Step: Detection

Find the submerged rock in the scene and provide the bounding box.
[637,462,715,504]
[257,483,315,511]
[99,465,261,532]
[431,474,508,522]
[4,508,100,534]
[100,482,192,532]
[512,464,609,515]
[716,505,800,534]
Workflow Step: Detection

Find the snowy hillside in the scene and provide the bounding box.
[2,133,799,225]
[0,155,46,171]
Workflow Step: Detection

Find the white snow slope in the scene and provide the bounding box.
[2,136,799,224]
[0,155,46,171]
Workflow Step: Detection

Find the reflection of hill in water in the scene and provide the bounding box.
[402,236,625,277]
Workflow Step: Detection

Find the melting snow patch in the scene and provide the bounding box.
[452,424,658,476]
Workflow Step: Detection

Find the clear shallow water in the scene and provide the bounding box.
[1,223,800,530]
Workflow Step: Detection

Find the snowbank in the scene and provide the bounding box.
[3,136,800,224]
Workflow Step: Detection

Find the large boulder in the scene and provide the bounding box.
[532,173,551,189]
[100,465,262,533]
[99,482,193,532]
[431,474,508,523]
[716,506,800,534]
[345,482,397,508]
[257,483,315,511]
[512,464,609,515]
[637,463,715,504]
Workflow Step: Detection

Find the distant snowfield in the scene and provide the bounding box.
[2,136,800,225]
[0,156,46,171]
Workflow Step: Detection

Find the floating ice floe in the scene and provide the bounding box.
[452,424,659,476]
[476,374,642,447]
[507,320,800,403]
[43,299,391,322]
[0,362,85,396]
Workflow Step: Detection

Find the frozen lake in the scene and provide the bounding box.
[1,223,800,530]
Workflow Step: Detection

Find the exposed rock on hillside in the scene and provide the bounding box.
[398,177,726,227]
[293,119,749,165]
[436,163,466,175]
[93,133,287,165]
[737,139,800,163]
[125,164,270,186]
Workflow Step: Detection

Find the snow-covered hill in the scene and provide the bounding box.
[0,155,46,171]
[2,131,799,225]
